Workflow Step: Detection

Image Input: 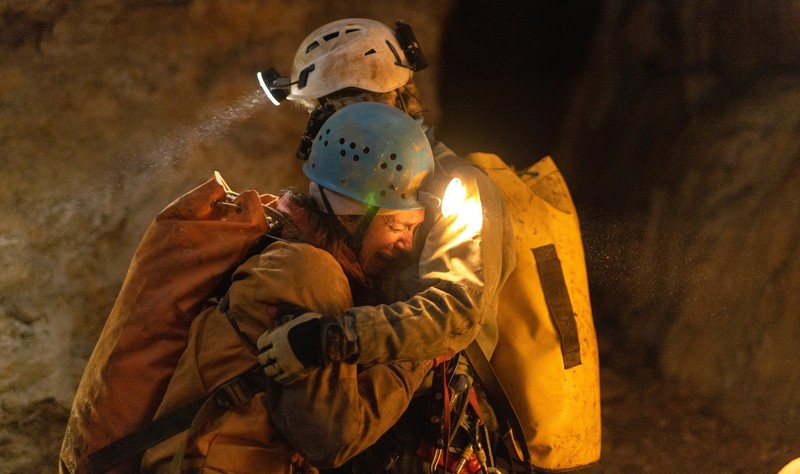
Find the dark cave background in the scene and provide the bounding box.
[438,1,601,173]
[436,1,636,372]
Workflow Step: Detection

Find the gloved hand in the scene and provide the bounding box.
[257,312,323,385]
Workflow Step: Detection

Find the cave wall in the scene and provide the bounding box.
[656,78,800,433]
[558,0,800,437]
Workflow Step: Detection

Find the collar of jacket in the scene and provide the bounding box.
[273,192,371,290]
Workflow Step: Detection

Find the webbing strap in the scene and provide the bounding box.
[87,368,266,473]
[463,341,533,473]
[532,244,582,369]
[441,362,451,471]
[88,397,205,473]
[355,205,380,242]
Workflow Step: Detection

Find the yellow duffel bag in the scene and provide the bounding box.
[467,153,601,471]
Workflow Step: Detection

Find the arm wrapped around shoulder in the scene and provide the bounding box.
[227,241,353,341]
[268,359,434,468]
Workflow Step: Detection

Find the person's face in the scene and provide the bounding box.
[359,209,425,276]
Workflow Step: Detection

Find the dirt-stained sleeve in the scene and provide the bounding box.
[268,359,433,469]
[226,241,354,342]
[225,241,431,468]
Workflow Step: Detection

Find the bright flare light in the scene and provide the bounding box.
[441,177,483,237]
[257,71,282,106]
[441,178,465,218]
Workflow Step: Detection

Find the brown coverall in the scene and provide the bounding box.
[142,203,431,473]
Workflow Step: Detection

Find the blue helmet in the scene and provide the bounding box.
[304,102,434,211]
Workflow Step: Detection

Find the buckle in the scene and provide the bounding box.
[213,370,265,409]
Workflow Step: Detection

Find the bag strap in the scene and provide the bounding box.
[463,340,534,474]
[87,367,267,473]
[533,244,582,369]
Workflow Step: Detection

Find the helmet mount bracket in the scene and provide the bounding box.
[394,20,427,71]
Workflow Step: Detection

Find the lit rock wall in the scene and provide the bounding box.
[0,1,452,470]
[561,0,800,438]
[642,77,800,435]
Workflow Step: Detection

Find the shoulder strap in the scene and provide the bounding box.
[463,340,535,474]
[87,367,267,473]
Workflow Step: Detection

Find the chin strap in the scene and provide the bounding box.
[318,185,380,255]
[317,185,337,216]
[355,205,380,240]
[344,204,378,258]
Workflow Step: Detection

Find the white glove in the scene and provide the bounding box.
[257,312,322,385]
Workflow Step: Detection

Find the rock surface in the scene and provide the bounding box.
[559,0,800,441]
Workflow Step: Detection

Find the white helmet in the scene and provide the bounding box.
[287,19,415,101]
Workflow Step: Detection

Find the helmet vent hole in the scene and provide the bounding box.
[324,140,328,146]
[339,150,346,157]
[364,49,377,56]
[306,42,319,53]
[401,193,407,199]
[349,142,356,149]
[396,165,403,171]
[363,147,370,154]
[380,162,388,169]
[339,138,345,144]
[390,153,397,160]
[353,155,360,162]
[380,191,387,197]
[323,32,339,41]
[345,28,361,34]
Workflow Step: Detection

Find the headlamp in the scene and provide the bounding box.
[419,175,468,218]
[256,67,291,106]
[419,173,483,236]
[394,20,428,71]
[418,175,447,211]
